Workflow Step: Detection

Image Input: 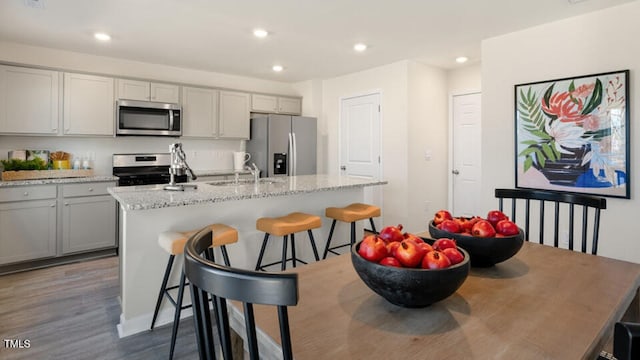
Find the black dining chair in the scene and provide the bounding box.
[495,188,606,254]
[184,226,299,360]
[598,322,640,360]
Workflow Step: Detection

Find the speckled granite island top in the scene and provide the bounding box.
[108,174,387,211]
[0,176,118,187]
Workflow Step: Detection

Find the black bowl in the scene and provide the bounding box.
[351,241,470,308]
[428,221,524,267]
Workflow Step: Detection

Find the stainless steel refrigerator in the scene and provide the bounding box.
[246,113,317,177]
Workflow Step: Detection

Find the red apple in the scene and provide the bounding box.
[486,210,508,228]
[386,241,400,258]
[433,210,453,225]
[421,250,452,269]
[432,238,457,251]
[496,219,519,236]
[395,239,426,268]
[358,235,388,262]
[379,256,402,267]
[442,247,464,265]
[471,219,497,238]
[378,224,404,243]
[437,219,461,233]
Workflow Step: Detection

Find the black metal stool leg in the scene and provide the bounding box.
[308,230,320,261]
[369,217,377,233]
[322,220,338,259]
[350,221,356,246]
[151,255,175,330]
[291,233,297,268]
[255,233,270,271]
[281,235,289,271]
[169,271,187,360]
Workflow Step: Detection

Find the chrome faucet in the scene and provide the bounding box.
[245,163,261,183]
[164,143,198,191]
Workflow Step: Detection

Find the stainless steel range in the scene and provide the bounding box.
[112,153,188,186]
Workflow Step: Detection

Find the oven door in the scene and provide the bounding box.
[116,100,181,136]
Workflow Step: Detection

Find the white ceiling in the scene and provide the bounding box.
[0,0,635,83]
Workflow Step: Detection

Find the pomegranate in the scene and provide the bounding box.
[378,224,404,243]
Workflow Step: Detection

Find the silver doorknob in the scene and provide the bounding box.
[340,166,346,171]
[452,170,460,175]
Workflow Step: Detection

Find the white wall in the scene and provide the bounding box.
[322,61,409,228]
[0,41,301,175]
[407,61,448,231]
[448,63,481,95]
[481,2,640,263]
[320,60,450,233]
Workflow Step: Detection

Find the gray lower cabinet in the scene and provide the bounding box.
[0,181,117,268]
[61,182,116,254]
[0,198,57,265]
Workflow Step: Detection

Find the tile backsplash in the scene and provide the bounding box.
[0,136,244,175]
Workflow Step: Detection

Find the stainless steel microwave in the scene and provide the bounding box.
[116,100,182,136]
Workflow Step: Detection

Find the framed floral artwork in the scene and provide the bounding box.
[515,70,630,198]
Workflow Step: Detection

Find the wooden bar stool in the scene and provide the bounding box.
[323,203,380,259]
[255,212,321,271]
[150,223,238,360]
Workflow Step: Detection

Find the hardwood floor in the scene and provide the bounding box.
[0,256,201,360]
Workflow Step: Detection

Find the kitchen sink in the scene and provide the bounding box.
[206,178,285,186]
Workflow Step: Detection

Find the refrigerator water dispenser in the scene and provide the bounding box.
[274,153,287,175]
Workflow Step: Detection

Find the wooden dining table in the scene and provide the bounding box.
[228,237,640,359]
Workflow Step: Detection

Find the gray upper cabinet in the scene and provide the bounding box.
[0,63,302,138]
[251,94,301,115]
[117,78,180,103]
[0,65,60,135]
[63,72,114,136]
[277,97,302,115]
[182,86,219,138]
[219,90,250,139]
[251,94,278,113]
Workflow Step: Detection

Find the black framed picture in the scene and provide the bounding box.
[514,70,630,198]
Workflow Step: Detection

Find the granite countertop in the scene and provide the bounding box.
[108,174,387,211]
[0,176,119,187]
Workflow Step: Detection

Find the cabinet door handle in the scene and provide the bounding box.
[50,203,56,208]
[64,202,69,206]
[23,192,29,197]
[88,188,94,192]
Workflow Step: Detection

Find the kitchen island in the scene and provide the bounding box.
[108,174,387,337]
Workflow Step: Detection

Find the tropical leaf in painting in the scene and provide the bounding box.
[581,78,603,115]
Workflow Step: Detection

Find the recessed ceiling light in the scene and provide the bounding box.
[455,56,468,64]
[272,65,283,72]
[253,29,269,38]
[94,32,111,41]
[354,43,367,52]
[24,0,45,9]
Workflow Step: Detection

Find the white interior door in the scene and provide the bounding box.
[340,93,381,208]
[340,93,381,178]
[451,92,482,217]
